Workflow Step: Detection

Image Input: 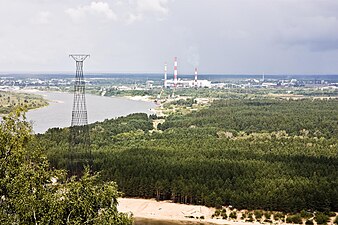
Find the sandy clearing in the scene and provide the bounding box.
[118,198,337,225]
[118,198,267,225]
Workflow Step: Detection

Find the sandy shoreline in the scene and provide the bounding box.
[118,198,337,225]
[124,95,154,102]
[117,198,267,225]
[118,198,215,224]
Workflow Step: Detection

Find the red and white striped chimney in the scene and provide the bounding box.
[174,57,178,87]
[194,68,198,87]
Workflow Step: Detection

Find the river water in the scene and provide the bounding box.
[25,91,156,133]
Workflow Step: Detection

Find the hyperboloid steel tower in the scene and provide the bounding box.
[70,54,89,126]
[68,54,92,175]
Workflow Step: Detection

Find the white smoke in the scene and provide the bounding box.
[186,46,200,67]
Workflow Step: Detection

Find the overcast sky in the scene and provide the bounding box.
[0,0,338,75]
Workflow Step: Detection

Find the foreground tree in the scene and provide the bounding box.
[0,109,132,224]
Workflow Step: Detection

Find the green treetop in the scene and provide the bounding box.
[0,109,132,225]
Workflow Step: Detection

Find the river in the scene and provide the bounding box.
[25,91,156,133]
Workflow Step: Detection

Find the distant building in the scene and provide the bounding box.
[163,57,211,89]
[146,80,154,89]
[262,82,277,88]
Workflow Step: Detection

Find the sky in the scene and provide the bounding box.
[0,0,338,75]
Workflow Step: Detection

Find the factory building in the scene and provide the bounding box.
[163,57,211,88]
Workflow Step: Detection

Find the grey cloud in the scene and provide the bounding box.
[278,16,338,51]
[0,0,338,74]
[31,11,52,25]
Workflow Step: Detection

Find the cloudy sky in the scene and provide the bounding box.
[0,0,338,75]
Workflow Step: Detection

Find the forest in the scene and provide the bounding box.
[38,98,338,213]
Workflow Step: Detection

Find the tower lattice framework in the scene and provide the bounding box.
[68,54,92,175]
[71,54,89,126]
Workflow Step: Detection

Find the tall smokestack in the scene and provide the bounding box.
[164,63,167,88]
[194,68,198,87]
[174,57,178,87]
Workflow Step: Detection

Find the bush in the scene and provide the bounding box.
[334,216,338,224]
[325,211,336,217]
[305,220,314,225]
[315,212,330,225]
[245,212,254,222]
[274,212,284,221]
[230,211,237,219]
[301,210,313,219]
[286,214,302,224]
[254,210,263,219]
[264,212,271,220]
[213,209,221,217]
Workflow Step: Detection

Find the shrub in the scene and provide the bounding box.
[315,212,330,225]
[255,210,263,219]
[213,209,221,217]
[230,211,237,219]
[300,210,313,219]
[274,212,284,221]
[334,216,338,224]
[246,213,254,222]
[305,220,314,225]
[264,212,272,220]
[286,214,302,224]
[325,212,336,217]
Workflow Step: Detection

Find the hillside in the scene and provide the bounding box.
[39,98,338,213]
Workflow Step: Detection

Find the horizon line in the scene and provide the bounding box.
[1,71,338,76]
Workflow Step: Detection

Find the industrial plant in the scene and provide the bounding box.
[163,57,211,88]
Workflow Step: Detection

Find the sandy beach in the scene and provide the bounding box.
[118,198,214,223]
[118,198,337,225]
[125,95,154,102]
[118,198,265,225]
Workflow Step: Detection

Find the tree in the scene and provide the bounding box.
[0,109,132,224]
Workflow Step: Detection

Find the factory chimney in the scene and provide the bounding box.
[174,57,178,87]
[164,63,167,88]
[194,68,198,88]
